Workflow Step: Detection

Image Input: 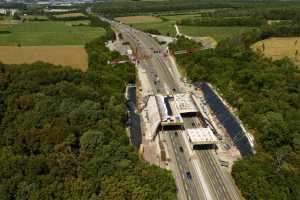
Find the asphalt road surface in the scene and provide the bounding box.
[103,17,242,200]
[109,21,205,200]
[183,116,241,200]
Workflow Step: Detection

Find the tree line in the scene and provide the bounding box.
[211,7,300,21]
[176,7,300,27]
[91,1,232,17]
[0,17,177,200]
[177,16,266,27]
[49,15,88,21]
[169,26,300,200]
[90,1,300,18]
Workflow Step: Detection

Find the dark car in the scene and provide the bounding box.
[219,159,229,167]
[179,146,184,152]
[186,172,192,180]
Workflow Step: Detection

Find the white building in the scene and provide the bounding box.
[0,8,18,16]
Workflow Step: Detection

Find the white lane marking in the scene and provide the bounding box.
[174,148,178,154]
[184,182,188,191]
[178,164,182,171]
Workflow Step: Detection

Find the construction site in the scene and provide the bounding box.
[140,84,253,170]
[107,20,254,199]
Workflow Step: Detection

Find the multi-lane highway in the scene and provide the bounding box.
[167,130,206,200]
[110,21,203,200]
[184,116,241,200]
[103,17,242,200]
[108,20,206,200]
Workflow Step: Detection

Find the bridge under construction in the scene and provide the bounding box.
[144,93,219,149]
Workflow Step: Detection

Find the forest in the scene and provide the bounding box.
[0,17,177,200]
[170,25,300,200]
[208,7,300,21]
[91,0,300,18]
[178,17,266,27]
[176,6,300,27]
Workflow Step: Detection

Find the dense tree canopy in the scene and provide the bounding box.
[170,29,300,200]
[90,1,300,19]
[0,18,177,200]
[169,36,201,52]
[178,17,266,27]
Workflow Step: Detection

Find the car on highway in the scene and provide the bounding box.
[219,159,229,167]
[179,146,184,152]
[186,172,192,180]
[223,143,231,150]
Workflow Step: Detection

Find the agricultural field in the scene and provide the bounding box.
[252,37,300,66]
[114,12,258,42]
[65,20,91,26]
[0,46,88,71]
[0,21,105,45]
[0,16,20,25]
[53,12,86,18]
[115,15,162,24]
[141,0,167,1]
[179,26,257,41]
[22,15,49,20]
[131,19,256,41]
[161,13,202,21]
[152,8,217,18]
[132,21,176,36]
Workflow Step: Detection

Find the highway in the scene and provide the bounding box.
[167,130,206,200]
[109,20,205,200]
[184,116,241,200]
[109,25,202,199]
[109,20,182,94]
[103,17,242,200]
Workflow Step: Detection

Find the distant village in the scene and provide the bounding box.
[0,0,98,16]
[0,0,97,7]
[0,8,17,16]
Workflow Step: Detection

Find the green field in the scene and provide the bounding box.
[132,21,176,36]
[65,20,91,26]
[179,26,258,41]
[132,20,256,41]
[161,14,202,21]
[22,15,49,20]
[0,21,105,45]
